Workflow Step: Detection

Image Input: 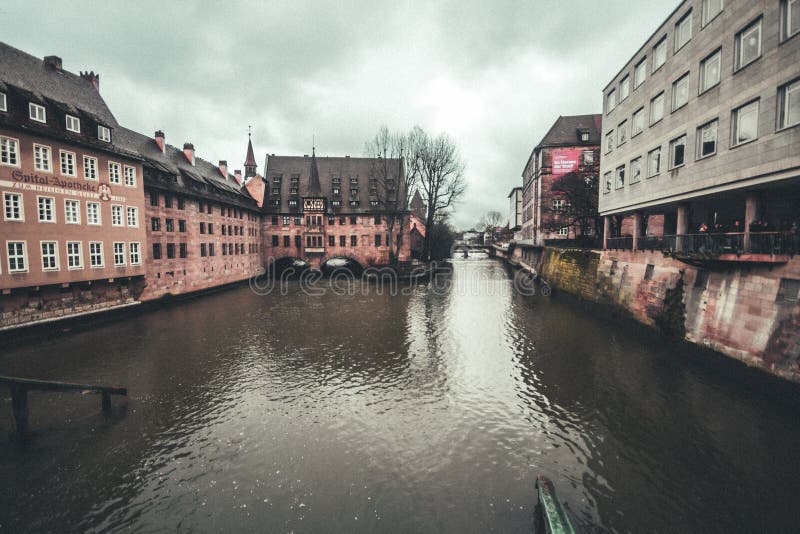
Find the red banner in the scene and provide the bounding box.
[551,149,581,177]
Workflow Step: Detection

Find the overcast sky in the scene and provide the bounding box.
[3,0,677,229]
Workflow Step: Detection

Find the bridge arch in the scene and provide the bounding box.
[320,256,365,277]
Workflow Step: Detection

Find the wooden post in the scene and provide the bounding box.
[11,386,28,435]
[101,392,111,413]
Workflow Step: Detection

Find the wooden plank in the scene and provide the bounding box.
[0,375,126,396]
[536,475,575,534]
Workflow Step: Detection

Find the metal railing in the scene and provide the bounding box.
[606,236,633,250]
[607,232,800,257]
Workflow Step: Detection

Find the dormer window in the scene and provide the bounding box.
[66,115,80,133]
[29,102,46,123]
[290,174,300,183]
[0,93,6,112]
[578,130,589,142]
[98,125,111,142]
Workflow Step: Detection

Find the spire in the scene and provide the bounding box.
[308,146,321,196]
[244,127,257,178]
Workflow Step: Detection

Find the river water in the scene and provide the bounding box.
[1,257,799,533]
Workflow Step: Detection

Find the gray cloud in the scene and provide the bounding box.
[2,0,676,228]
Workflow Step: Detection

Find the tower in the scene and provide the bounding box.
[244,128,257,179]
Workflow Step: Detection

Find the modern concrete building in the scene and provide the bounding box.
[0,43,148,328]
[507,186,522,238]
[599,0,800,257]
[521,114,602,244]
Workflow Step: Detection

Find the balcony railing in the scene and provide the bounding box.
[606,236,633,250]
[610,232,800,257]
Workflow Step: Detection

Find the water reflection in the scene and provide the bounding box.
[1,258,799,532]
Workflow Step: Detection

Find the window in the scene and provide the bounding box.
[199,221,205,234]
[34,144,51,172]
[153,243,163,260]
[632,108,645,136]
[7,241,27,272]
[672,73,689,111]
[617,120,628,146]
[697,120,718,158]
[164,195,172,208]
[108,162,121,184]
[89,242,104,267]
[619,76,630,101]
[283,235,290,247]
[615,165,625,189]
[783,0,800,40]
[580,132,589,142]
[111,204,123,226]
[29,102,46,122]
[605,131,614,153]
[59,150,76,176]
[38,196,55,222]
[650,92,665,124]
[65,199,80,224]
[732,100,759,146]
[149,191,159,207]
[209,244,214,257]
[4,192,23,221]
[178,219,186,232]
[630,157,642,184]
[126,206,139,227]
[201,243,208,256]
[41,241,59,270]
[83,156,98,180]
[124,165,136,187]
[702,0,723,26]
[87,202,101,225]
[648,147,662,176]
[350,216,357,224]
[165,218,174,232]
[67,241,83,269]
[674,11,692,52]
[669,135,687,168]
[340,235,346,247]
[557,227,569,236]
[634,57,647,88]
[152,217,161,232]
[0,92,5,111]
[98,125,111,142]
[735,19,762,71]
[130,242,141,265]
[778,79,800,129]
[699,49,721,93]
[351,235,357,246]
[177,197,185,210]
[178,243,187,259]
[0,136,19,166]
[166,243,175,259]
[295,235,302,248]
[652,37,667,72]
[552,199,565,212]
[66,114,81,133]
[208,223,214,234]
[113,242,125,266]
[603,171,612,194]
[582,149,595,165]
[606,89,616,114]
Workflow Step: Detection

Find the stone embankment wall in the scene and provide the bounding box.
[0,278,145,330]
[501,245,800,383]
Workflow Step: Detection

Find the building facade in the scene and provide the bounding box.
[262,152,411,270]
[0,44,148,328]
[599,0,800,255]
[115,129,264,300]
[507,186,522,238]
[521,114,602,244]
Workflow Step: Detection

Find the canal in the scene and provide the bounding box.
[1,257,799,532]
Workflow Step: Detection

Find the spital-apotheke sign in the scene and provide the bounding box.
[0,169,125,202]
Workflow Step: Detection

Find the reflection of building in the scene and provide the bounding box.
[0,44,148,328]
[408,190,427,259]
[115,129,264,300]
[507,186,522,239]
[599,0,800,256]
[521,114,602,244]
[262,152,411,269]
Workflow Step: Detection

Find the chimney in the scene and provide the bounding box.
[183,143,195,166]
[219,160,228,178]
[234,170,242,185]
[154,130,165,153]
[44,56,62,71]
[79,70,100,92]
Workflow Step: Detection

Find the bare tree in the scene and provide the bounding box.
[540,170,600,242]
[364,126,420,263]
[415,130,467,260]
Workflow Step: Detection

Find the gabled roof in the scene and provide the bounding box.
[0,41,117,126]
[114,127,259,210]
[308,148,321,196]
[522,114,602,176]
[244,136,256,167]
